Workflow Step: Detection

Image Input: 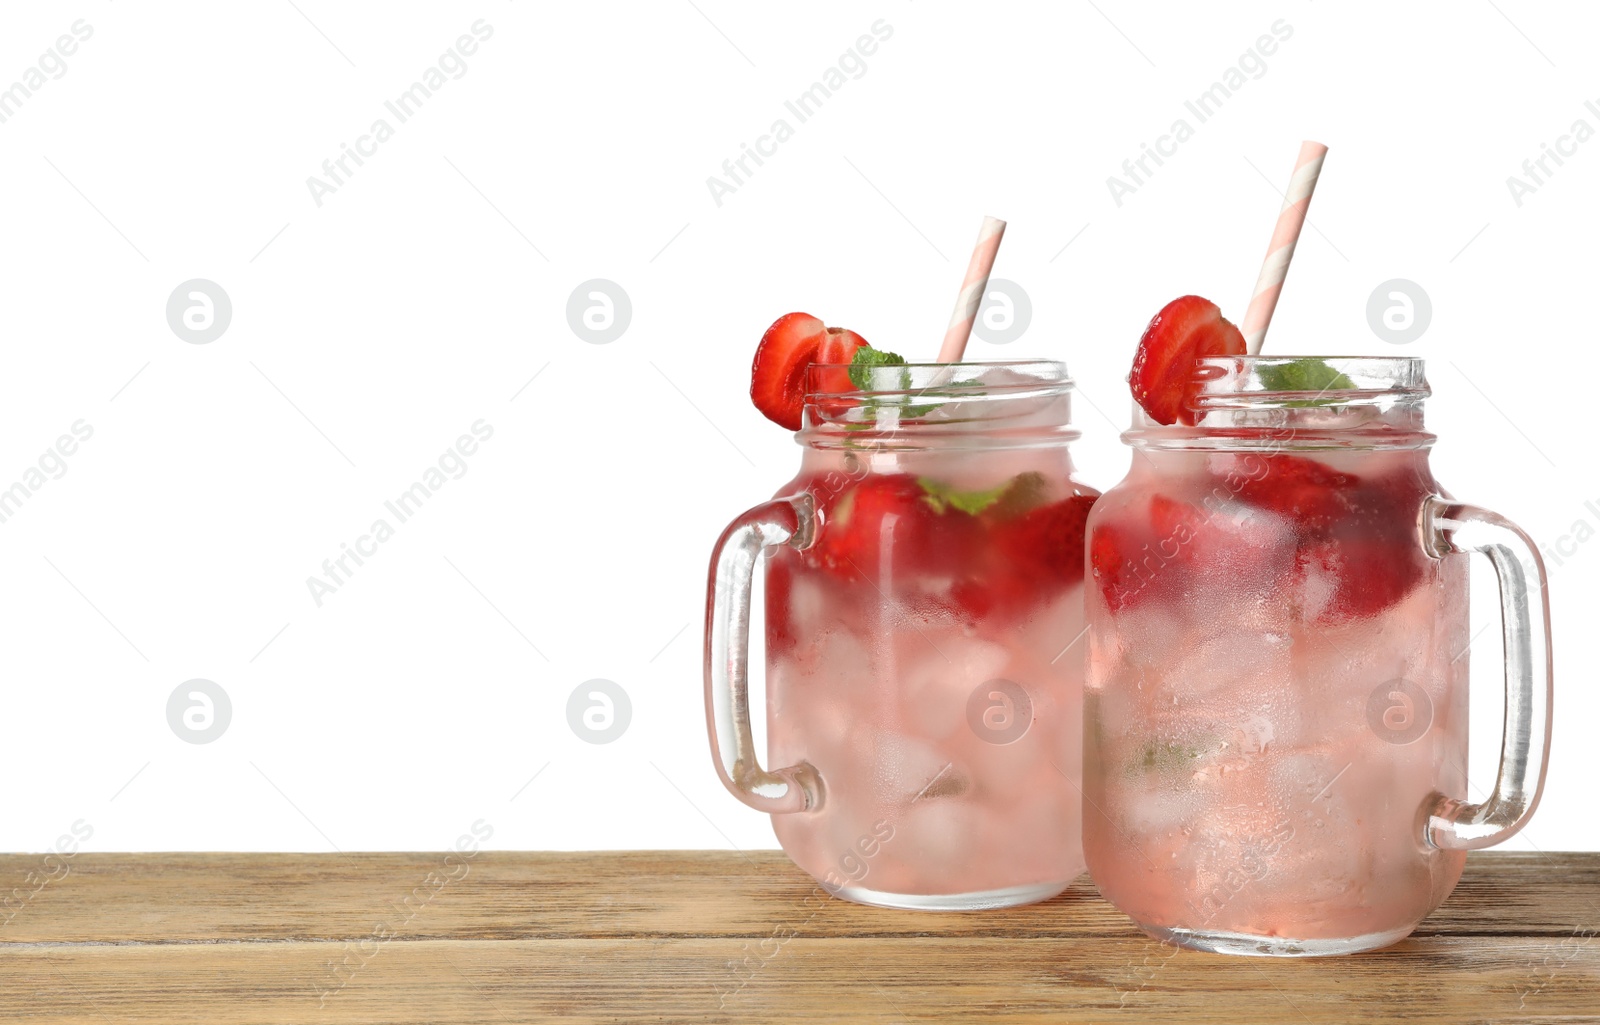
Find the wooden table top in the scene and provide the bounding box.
[1,850,1596,1023]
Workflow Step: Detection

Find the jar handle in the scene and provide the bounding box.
[703,493,823,815]
[1422,497,1554,850]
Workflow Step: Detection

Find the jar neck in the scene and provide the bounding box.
[800,359,1079,453]
[1127,355,1434,452]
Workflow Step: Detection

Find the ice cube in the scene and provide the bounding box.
[900,634,1012,738]
[870,731,961,806]
[1150,627,1294,708]
[1263,747,1370,902]
[924,367,1066,428]
[1116,778,1197,836]
[894,798,978,878]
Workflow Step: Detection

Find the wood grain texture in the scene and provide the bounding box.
[0,851,1596,1023]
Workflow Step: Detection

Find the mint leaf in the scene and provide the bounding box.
[917,471,1047,517]
[918,477,1010,516]
[848,345,946,419]
[848,345,909,390]
[1257,358,1356,403]
[990,471,1048,516]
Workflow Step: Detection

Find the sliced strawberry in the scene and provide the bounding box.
[819,327,868,363]
[1129,295,1247,426]
[750,312,827,430]
[812,327,871,404]
[1232,454,1358,535]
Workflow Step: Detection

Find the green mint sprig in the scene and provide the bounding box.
[918,470,1046,518]
[1256,358,1357,406]
[847,345,945,418]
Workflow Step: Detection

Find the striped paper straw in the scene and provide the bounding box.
[1240,141,1328,355]
[936,216,1007,363]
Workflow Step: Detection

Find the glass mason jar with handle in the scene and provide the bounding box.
[705,360,1099,910]
[1083,355,1553,955]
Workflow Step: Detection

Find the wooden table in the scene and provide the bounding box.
[1,851,1596,1022]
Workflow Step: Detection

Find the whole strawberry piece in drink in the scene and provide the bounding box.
[995,493,1099,587]
[1129,295,1247,426]
[1297,537,1426,626]
[1134,493,1214,601]
[1339,466,1434,544]
[764,552,799,657]
[963,488,1100,616]
[1277,464,1436,623]
[1146,493,1207,565]
[1085,491,1196,614]
[1090,519,1154,613]
[750,314,870,430]
[806,474,974,583]
[1090,490,1285,613]
[1233,454,1358,535]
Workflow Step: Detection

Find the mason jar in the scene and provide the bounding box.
[706,360,1098,909]
[1083,355,1553,954]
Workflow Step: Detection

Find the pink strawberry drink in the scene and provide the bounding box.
[708,359,1099,909]
[1084,355,1553,955]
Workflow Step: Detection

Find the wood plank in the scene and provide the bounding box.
[3,851,1595,1023]
[1,936,1597,1024]
[2,850,1595,944]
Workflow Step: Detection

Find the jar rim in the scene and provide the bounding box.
[798,359,1078,447]
[1193,355,1430,401]
[1125,355,1433,451]
[803,359,1070,399]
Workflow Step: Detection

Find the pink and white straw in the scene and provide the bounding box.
[1240,141,1328,355]
[936,216,1006,363]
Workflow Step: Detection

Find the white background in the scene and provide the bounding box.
[0,1,1592,854]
